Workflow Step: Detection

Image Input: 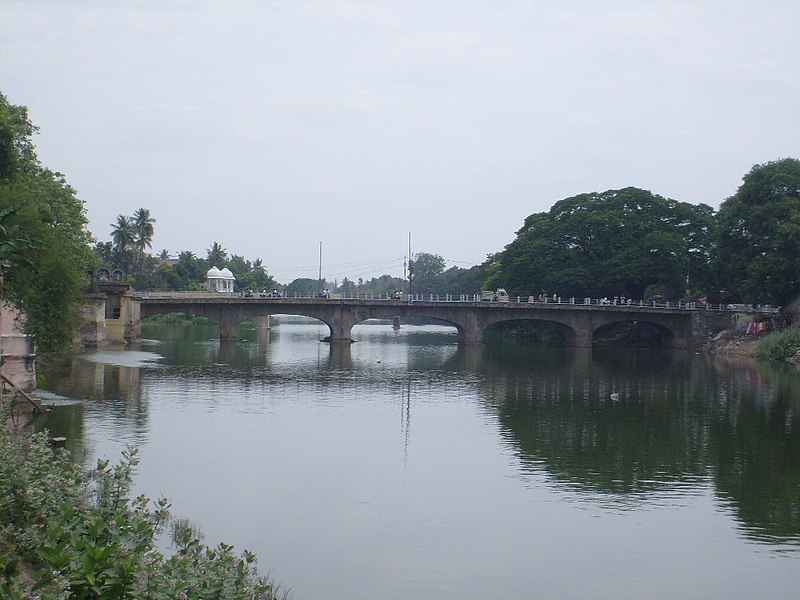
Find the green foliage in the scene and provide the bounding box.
[491,187,716,300]
[409,252,446,295]
[0,96,37,181]
[348,274,405,295]
[0,397,284,599]
[0,92,93,353]
[144,312,214,326]
[753,328,800,361]
[132,208,156,276]
[284,277,319,296]
[716,158,800,306]
[438,258,496,295]
[207,241,228,267]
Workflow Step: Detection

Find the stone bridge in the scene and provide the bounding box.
[132,295,733,347]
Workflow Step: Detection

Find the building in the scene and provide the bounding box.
[206,266,235,292]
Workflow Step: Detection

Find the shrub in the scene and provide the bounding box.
[753,328,800,361]
[0,395,284,599]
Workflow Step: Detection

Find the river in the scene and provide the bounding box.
[37,317,800,599]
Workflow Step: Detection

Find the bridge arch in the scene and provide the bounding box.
[482,318,577,345]
[346,308,465,343]
[592,319,676,347]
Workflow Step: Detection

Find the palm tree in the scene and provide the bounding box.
[110,215,134,251]
[206,241,227,267]
[133,208,156,275]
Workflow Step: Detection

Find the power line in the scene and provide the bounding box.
[268,255,405,274]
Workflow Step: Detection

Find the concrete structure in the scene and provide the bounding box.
[205,267,235,293]
[0,302,35,392]
[132,295,733,348]
[78,283,141,345]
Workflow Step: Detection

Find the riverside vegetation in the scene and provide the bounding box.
[0,398,285,599]
[754,329,800,362]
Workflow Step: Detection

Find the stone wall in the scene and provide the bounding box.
[0,302,35,393]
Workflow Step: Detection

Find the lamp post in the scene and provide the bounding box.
[318,242,323,295]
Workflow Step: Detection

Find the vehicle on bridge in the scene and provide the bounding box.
[243,289,283,298]
[481,289,510,302]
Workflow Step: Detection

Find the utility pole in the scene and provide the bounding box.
[407,232,413,299]
[318,242,323,293]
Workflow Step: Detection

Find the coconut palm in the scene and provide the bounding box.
[110,214,135,272]
[133,208,156,275]
[207,241,227,268]
[110,215,134,252]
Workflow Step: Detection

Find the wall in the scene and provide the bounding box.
[0,302,35,393]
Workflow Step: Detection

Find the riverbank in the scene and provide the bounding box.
[706,330,760,356]
[707,328,800,366]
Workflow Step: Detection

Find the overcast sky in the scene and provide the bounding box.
[2,1,798,284]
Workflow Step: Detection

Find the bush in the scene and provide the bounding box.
[753,328,800,361]
[0,396,285,599]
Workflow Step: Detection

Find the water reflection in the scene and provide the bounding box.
[37,318,800,597]
[473,344,800,545]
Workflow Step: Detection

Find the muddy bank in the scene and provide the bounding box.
[706,331,760,356]
[707,329,800,366]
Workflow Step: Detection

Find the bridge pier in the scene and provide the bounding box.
[218,312,239,341]
[570,328,593,348]
[453,312,481,345]
[325,306,358,344]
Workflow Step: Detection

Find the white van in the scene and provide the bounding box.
[481,289,510,302]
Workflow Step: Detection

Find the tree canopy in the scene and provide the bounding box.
[409,252,446,295]
[0,92,93,354]
[716,158,800,306]
[487,187,716,300]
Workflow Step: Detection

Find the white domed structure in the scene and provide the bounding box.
[205,266,235,292]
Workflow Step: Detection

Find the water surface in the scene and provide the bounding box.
[39,318,800,599]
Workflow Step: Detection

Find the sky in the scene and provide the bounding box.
[1,1,798,285]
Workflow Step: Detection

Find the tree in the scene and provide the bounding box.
[409,252,446,295]
[716,158,800,306]
[174,251,206,290]
[284,278,320,296]
[0,95,37,180]
[110,214,135,272]
[490,188,716,300]
[132,207,156,275]
[437,261,495,295]
[0,92,93,353]
[206,241,227,267]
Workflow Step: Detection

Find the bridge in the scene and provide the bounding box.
[128,293,738,347]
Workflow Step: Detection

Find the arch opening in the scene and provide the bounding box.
[352,317,460,344]
[593,320,675,348]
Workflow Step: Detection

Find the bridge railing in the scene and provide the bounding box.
[134,290,780,314]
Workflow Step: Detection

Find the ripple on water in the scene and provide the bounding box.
[79,350,164,368]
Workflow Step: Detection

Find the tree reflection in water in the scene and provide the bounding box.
[478,344,800,546]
